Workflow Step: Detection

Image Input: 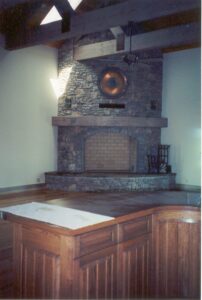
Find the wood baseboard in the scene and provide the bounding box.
[0,183,45,195]
[175,184,201,192]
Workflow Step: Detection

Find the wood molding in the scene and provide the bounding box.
[0,183,45,195]
[74,23,200,60]
[52,116,168,128]
[6,0,200,49]
[175,184,201,193]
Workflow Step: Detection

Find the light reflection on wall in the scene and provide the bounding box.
[50,66,73,100]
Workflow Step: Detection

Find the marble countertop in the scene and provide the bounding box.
[0,202,114,229]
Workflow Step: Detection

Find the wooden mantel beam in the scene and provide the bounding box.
[52,116,168,128]
[6,0,200,49]
[74,23,200,61]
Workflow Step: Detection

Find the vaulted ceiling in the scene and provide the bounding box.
[0,0,200,58]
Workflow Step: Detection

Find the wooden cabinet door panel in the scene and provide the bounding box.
[153,210,200,298]
[75,246,117,299]
[178,222,200,298]
[0,247,13,298]
[20,244,61,299]
[13,224,61,299]
[118,234,151,299]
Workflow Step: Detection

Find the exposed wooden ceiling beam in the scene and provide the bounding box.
[70,0,200,37]
[0,0,37,10]
[51,0,73,31]
[110,27,125,51]
[6,0,200,49]
[73,23,200,61]
[110,26,124,38]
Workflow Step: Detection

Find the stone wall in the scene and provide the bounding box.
[58,41,163,118]
[56,39,164,175]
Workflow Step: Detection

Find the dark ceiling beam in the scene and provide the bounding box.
[51,0,73,14]
[5,0,201,49]
[110,27,124,38]
[110,27,125,51]
[0,0,37,10]
[73,23,200,60]
[70,0,200,37]
[51,0,73,31]
[26,2,53,29]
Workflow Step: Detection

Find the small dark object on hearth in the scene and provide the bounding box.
[147,144,171,174]
[166,165,172,173]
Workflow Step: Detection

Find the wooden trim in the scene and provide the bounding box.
[52,116,168,128]
[0,183,45,195]
[175,184,201,192]
[74,22,200,60]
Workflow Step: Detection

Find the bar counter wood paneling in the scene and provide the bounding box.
[0,189,70,299]
[3,204,200,299]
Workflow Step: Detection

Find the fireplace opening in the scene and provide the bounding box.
[84,132,137,172]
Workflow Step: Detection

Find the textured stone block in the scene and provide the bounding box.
[45,173,176,192]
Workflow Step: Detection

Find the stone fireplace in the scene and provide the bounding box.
[45,40,176,192]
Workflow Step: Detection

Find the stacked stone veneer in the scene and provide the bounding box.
[58,41,162,117]
[45,38,176,191]
[46,173,176,192]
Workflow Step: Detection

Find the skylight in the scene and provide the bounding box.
[40,6,62,25]
[68,0,83,10]
[40,1,83,25]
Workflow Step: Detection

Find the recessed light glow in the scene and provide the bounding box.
[41,6,62,25]
[68,0,83,10]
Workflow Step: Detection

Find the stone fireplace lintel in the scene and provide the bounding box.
[52,116,168,128]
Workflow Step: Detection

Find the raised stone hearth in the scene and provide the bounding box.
[45,172,176,192]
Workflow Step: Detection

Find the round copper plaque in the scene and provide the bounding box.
[98,67,128,98]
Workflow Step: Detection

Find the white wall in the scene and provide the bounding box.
[0,46,58,188]
[161,48,201,186]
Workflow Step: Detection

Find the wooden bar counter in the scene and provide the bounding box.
[1,191,200,299]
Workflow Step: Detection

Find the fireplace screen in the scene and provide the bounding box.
[85,132,136,171]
